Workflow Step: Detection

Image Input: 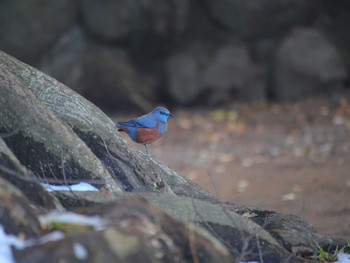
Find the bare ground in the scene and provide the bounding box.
[115,92,350,238]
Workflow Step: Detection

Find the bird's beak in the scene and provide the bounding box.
[168,113,174,117]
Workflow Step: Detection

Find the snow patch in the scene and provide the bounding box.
[0,226,64,263]
[39,212,108,230]
[73,242,88,260]
[42,182,99,192]
[334,253,350,263]
[0,226,25,263]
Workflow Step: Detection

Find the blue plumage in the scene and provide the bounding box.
[115,106,173,151]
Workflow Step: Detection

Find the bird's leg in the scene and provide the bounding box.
[143,144,148,154]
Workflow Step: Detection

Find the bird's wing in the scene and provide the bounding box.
[116,118,153,129]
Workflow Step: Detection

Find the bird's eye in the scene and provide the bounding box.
[160,111,165,115]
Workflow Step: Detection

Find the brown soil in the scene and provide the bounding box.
[117,93,350,238]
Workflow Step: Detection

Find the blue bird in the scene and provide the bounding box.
[115,106,174,152]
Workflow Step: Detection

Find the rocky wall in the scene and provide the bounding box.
[0,0,349,110]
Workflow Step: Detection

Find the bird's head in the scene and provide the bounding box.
[152,106,174,123]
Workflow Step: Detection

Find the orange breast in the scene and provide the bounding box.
[136,125,161,144]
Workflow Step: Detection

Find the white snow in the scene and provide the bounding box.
[39,211,108,230]
[334,253,350,263]
[0,226,25,263]
[35,231,65,245]
[236,253,350,263]
[73,242,88,260]
[0,225,65,263]
[42,182,99,192]
[1,212,105,263]
[2,219,349,263]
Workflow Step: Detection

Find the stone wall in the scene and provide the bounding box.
[1,0,349,110]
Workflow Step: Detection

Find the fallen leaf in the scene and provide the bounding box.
[282,192,296,201]
[209,132,222,142]
[187,171,198,180]
[242,158,253,167]
[237,179,249,193]
[227,110,238,122]
[226,121,246,133]
[218,153,236,163]
[344,118,350,131]
[320,106,329,116]
[333,116,344,125]
[292,184,303,192]
[177,116,192,129]
[214,165,226,173]
[212,109,226,122]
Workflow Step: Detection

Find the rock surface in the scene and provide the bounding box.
[0,137,62,211]
[0,51,348,262]
[14,198,234,263]
[203,0,319,40]
[167,44,265,105]
[0,177,41,238]
[0,0,76,64]
[272,28,347,100]
[1,1,349,109]
[80,0,189,42]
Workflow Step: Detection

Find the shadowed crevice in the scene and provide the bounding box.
[2,131,99,187]
[73,129,134,191]
[200,222,287,262]
[0,153,58,210]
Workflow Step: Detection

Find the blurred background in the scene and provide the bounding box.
[1,0,349,237]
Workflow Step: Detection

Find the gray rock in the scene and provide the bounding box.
[204,0,319,40]
[80,0,189,41]
[318,0,350,74]
[79,45,157,111]
[53,191,337,262]
[40,26,87,91]
[41,38,157,111]
[272,28,347,100]
[0,0,77,64]
[14,198,233,263]
[229,204,347,255]
[202,45,266,103]
[0,64,122,193]
[166,53,201,104]
[0,51,347,262]
[0,138,63,211]
[0,50,213,199]
[167,44,266,105]
[0,177,41,238]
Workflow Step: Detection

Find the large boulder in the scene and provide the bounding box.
[0,50,348,262]
[166,52,201,105]
[40,26,87,92]
[80,0,189,57]
[0,0,77,64]
[50,191,348,262]
[0,50,212,199]
[319,0,350,75]
[0,138,62,211]
[203,0,319,40]
[40,31,157,111]
[78,46,157,111]
[167,44,265,105]
[271,28,347,100]
[14,198,233,263]
[0,177,41,238]
[0,65,121,193]
[202,45,266,102]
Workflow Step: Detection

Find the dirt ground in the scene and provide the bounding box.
[116,92,350,239]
